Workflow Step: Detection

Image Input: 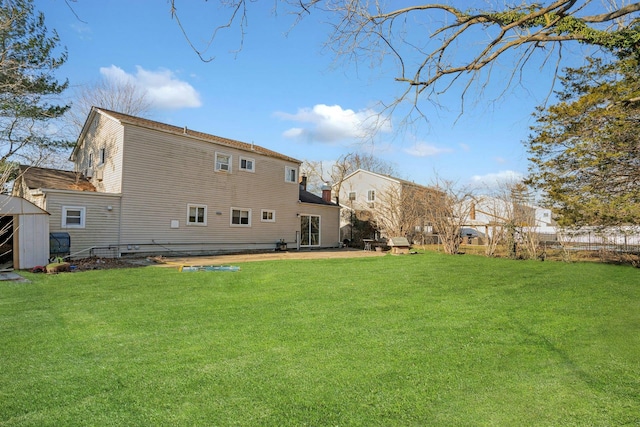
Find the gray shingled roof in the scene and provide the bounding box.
[17,165,96,192]
[299,189,337,206]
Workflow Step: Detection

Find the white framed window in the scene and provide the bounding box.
[261,209,276,222]
[88,153,93,168]
[239,156,255,172]
[367,189,376,202]
[215,152,231,172]
[98,147,106,165]
[187,204,207,226]
[62,206,86,228]
[348,191,356,201]
[231,207,251,227]
[285,166,297,183]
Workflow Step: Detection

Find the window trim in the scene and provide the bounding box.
[348,191,356,201]
[215,152,232,172]
[285,166,298,183]
[186,204,207,226]
[62,206,86,229]
[88,153,93,168]
[367,189,376,202]
[98,147,106,165]
[239,156,255,173]
[230,207,252,227]
[261,209,276,222]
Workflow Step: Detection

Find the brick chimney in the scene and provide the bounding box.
[300,174,307,191]
[321,183,332,203]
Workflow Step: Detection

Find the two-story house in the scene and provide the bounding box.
[335,169,438,244]
[13,107,340,258]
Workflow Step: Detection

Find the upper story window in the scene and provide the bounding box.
[285,166,297,183]
[187,204,207,226]
[62,206,86,229]
[98,148,106,165]
[348,191,356,201]
[215,152,231,172]
[239,156,255,172]
[88,153,93,168]
[367,190,376,202]
[261,209,275,222]
[231,208,251,227]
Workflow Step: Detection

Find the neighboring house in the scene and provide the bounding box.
[14,107,340,258]
[465,196,556,240]
[335,169,437,243]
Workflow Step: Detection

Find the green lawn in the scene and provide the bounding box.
[1,253,639,426]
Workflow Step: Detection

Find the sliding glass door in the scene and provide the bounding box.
[300,215,320,246]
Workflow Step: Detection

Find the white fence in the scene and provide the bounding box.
[539,226,640,253]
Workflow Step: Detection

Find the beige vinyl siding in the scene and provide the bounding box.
[77,114,125,194]
[118,125,301,253]
[299,203,341,248]
[44,190,122,259]
[340,171,397,211]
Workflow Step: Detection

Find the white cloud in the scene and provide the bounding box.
[275,104,392,143]
[403,142,452,157]
[470,170,524,189]
[99,65,202,110]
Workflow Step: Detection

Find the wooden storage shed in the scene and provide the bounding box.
[0,195,49,270]
[388,237,411,254]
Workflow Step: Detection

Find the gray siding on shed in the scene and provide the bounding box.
[17,213,49,269]
[0,195,50,269]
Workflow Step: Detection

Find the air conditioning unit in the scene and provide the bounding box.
[85,168,93,178]
[95,169,104,181]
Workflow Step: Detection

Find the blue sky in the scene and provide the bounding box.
[38,0,590,189]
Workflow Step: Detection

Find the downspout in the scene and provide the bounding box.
[117,195,123,257]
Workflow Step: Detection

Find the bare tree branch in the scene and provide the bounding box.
[171,1,640,122]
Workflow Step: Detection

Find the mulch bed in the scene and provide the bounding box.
[69,257,150,271]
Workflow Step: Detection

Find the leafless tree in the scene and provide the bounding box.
[471,195,507,257]
[372,183,437,242]
[67,77,152,133]
[424,177,476,255]
[478,180,541,259]
[170,1,640,119]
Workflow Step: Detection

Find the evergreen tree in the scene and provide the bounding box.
[525,56,640,226]
[0,0,70,165]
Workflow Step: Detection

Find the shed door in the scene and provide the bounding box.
[0,216,13,269]
[300,215,320,247]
